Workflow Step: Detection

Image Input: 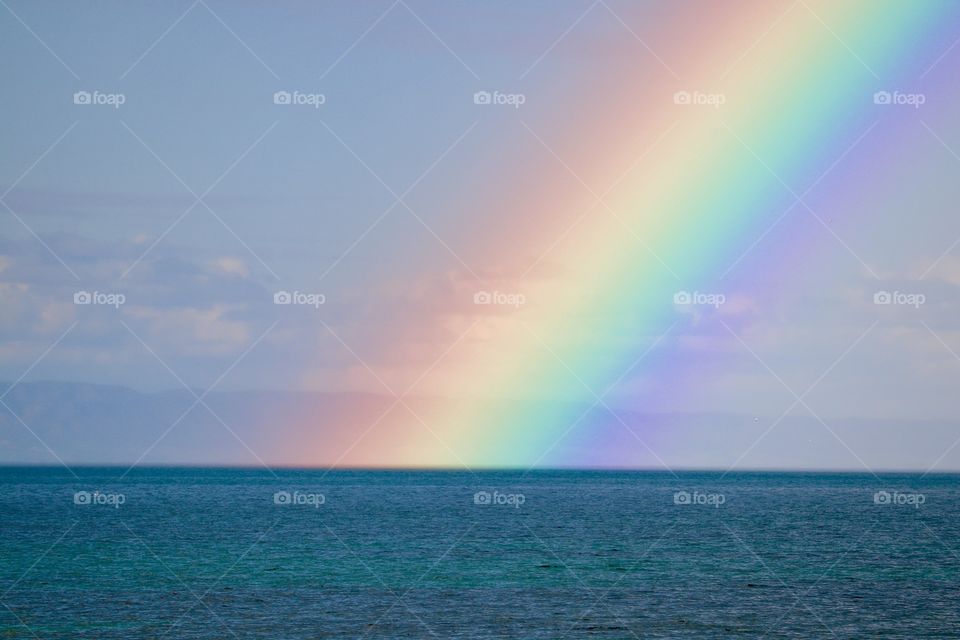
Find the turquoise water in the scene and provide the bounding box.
[1,468,958,638]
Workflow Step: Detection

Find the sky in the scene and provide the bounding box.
[2,1,960,470]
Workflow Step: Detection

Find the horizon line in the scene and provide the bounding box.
[1,464,958,475]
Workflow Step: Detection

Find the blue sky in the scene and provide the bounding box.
[2,0,960,447]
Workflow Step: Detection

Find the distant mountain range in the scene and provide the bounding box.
[1,381,958,471]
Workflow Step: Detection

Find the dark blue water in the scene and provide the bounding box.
[1,468,957,638]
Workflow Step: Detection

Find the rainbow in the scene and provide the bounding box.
[303,1,957,468]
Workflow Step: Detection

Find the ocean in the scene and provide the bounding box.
[0,468,957,638]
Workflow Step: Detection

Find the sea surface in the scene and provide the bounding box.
[0,468,957,639]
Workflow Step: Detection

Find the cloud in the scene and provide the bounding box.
[211,256,249,277]
[125,304,251,355]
